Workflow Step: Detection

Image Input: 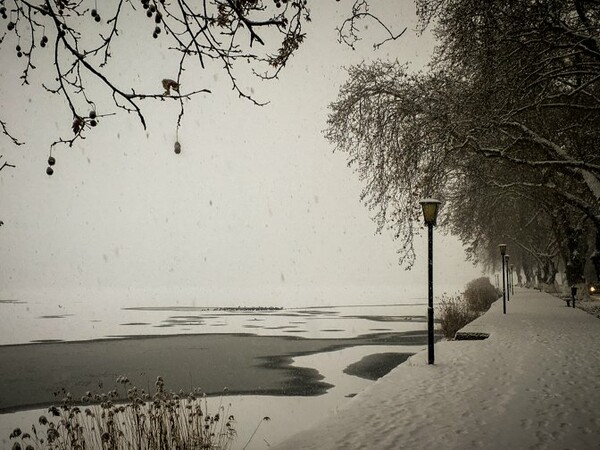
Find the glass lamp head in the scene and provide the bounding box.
[419,198,441,226]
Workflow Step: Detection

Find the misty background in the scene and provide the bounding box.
[0,1,481,311]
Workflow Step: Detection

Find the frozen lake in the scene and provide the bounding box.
[0,344,424,449]
[0,299,430,345]
[0,300,432,448]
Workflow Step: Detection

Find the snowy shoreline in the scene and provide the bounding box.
[274,288,600,449]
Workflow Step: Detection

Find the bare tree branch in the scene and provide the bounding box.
[0,0,318,154]
[0,119,24,146]
[336,0,406,50]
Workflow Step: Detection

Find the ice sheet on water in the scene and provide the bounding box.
[0,302,430,345]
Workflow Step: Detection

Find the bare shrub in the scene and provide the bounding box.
[9,376,239,450]
[438,295,478,340]
[464,277,499,313]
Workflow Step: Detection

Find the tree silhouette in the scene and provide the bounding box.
[327,0,600,273]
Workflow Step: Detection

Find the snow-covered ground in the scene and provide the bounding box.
[274,288,600,449]
[577,299,600,319]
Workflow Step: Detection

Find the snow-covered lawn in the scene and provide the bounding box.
[577,299,600,319]
[274,288,600,449]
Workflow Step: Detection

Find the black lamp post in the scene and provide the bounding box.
[505,254,510,302]
[420,198,441,365]
[499,244,507,314]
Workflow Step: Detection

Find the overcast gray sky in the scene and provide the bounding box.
[0,1,481,307]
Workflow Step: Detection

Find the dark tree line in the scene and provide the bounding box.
[326,0,600,287]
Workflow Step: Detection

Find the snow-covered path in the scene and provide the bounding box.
[274,288,600,449]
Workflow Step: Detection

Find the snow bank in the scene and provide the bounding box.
[274,289,600,449]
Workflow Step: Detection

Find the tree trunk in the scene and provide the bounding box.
[591,229,600,282]
[565,226,587,285]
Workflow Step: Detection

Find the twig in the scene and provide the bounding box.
[1,119,24,146]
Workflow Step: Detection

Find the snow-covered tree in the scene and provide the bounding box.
[326,0,600,270]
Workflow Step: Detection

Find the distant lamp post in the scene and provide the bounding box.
[499,244,507,314]
[505,254,510,302]
[420,198,441,365]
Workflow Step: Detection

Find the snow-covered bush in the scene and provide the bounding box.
[438,295,478,340]
[463,277,499,313]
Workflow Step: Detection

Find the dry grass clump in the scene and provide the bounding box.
[9,376,237,450]
[438,294,479,340]
[463,277,499,312]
